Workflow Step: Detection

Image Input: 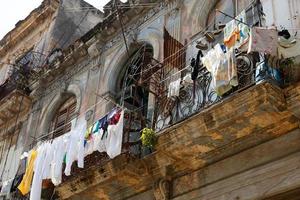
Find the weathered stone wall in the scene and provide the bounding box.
[2,0,299,199]
[0,0,103,186]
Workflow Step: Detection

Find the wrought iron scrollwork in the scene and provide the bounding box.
[153,52,271,132]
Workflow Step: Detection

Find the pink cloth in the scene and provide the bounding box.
[247,27,278,57]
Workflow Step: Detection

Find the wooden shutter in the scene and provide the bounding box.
[51,96,76,138]
[163,28,186,70]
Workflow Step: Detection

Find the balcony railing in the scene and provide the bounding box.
[153,52,282,132]
[61,109,144,182]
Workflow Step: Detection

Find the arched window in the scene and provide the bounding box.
[116,44,155,156]
[117,44,154,117]
[50,95,77,138]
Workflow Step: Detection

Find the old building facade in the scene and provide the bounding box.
[1,0,300,199]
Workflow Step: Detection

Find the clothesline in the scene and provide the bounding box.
[17,107,125,200]
[31,90,148,146]
[32,92,123,145]
[159,65,192,84]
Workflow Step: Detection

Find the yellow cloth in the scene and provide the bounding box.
[85,126,93,139]
[17,150,37,195]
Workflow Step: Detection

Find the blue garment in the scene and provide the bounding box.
[99,115,108,140]
[92,121,100,134]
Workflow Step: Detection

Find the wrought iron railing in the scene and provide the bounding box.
[153,52,282,132]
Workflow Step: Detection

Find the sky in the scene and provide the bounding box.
[0,0,125,40]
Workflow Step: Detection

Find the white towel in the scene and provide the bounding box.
[168,79,181,98]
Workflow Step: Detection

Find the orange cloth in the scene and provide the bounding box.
[224,29,241,48]
[17,150,37,195]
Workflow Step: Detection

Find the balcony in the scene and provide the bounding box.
[55,51,300,199]
[0,89,32,135]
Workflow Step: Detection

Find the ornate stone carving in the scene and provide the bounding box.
[102,1,167,51]
[85,109,94,121]
[36,58,94,98]
[153,178,171,200]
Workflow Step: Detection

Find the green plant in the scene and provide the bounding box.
[140,128,157,148]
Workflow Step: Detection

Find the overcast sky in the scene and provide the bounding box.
[0,0,125,40]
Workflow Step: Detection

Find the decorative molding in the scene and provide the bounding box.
[153,178,171,200]
[34,57,98,99]
[85,109,94,121]
[102,1,167,51]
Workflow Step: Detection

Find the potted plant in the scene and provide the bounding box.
[140,128,157,151]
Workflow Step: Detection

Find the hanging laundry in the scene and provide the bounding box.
[191,50,203,81]
[278,40,300,59]
[84,135,95,156]
[105,110,124,158]
[64,119,87,176]
[17,150,37,195]
[182,73,193,86]
[99,115,109,140]
[224,10,250,49]
[93,129,106,153]
[92,120,100,134]
[235,10,250,48]
[191,50,204,98]
[247,27,278,57]
[202,44,238,96]
[50,133,70,186]
[30,142,49,200]
[85,126,93,140]
[226,48,238,87]
[224,19,240,48]
[109,109,122,125]
[278,29,296,48]
[42,142,54,180]
[10,174,24,193]
[168,79,181,98]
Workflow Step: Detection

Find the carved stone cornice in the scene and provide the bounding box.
[31,56,98,100]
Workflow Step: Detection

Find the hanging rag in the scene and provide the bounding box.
[30,142,51,200]
[105,110,124,158]
[10,174,24,193]
[224,10,250,49]
[191,50,203,98]
[247,27,278,57]
[92,120,100,134]
[93,129,106,153]
[182,73,194,86]
[64,119,87,176]
[235,10,250,48]
[109,109,122,125]
[85,126,93,140]
[17,150,37,195]
[167,79,181,98]
[51,133,70,186]
[224,19,240,48]
[99,115,109,140]
[202,44,238,96]
[278,40,300,59]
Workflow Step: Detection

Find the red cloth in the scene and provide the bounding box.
[109,111,121,125]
